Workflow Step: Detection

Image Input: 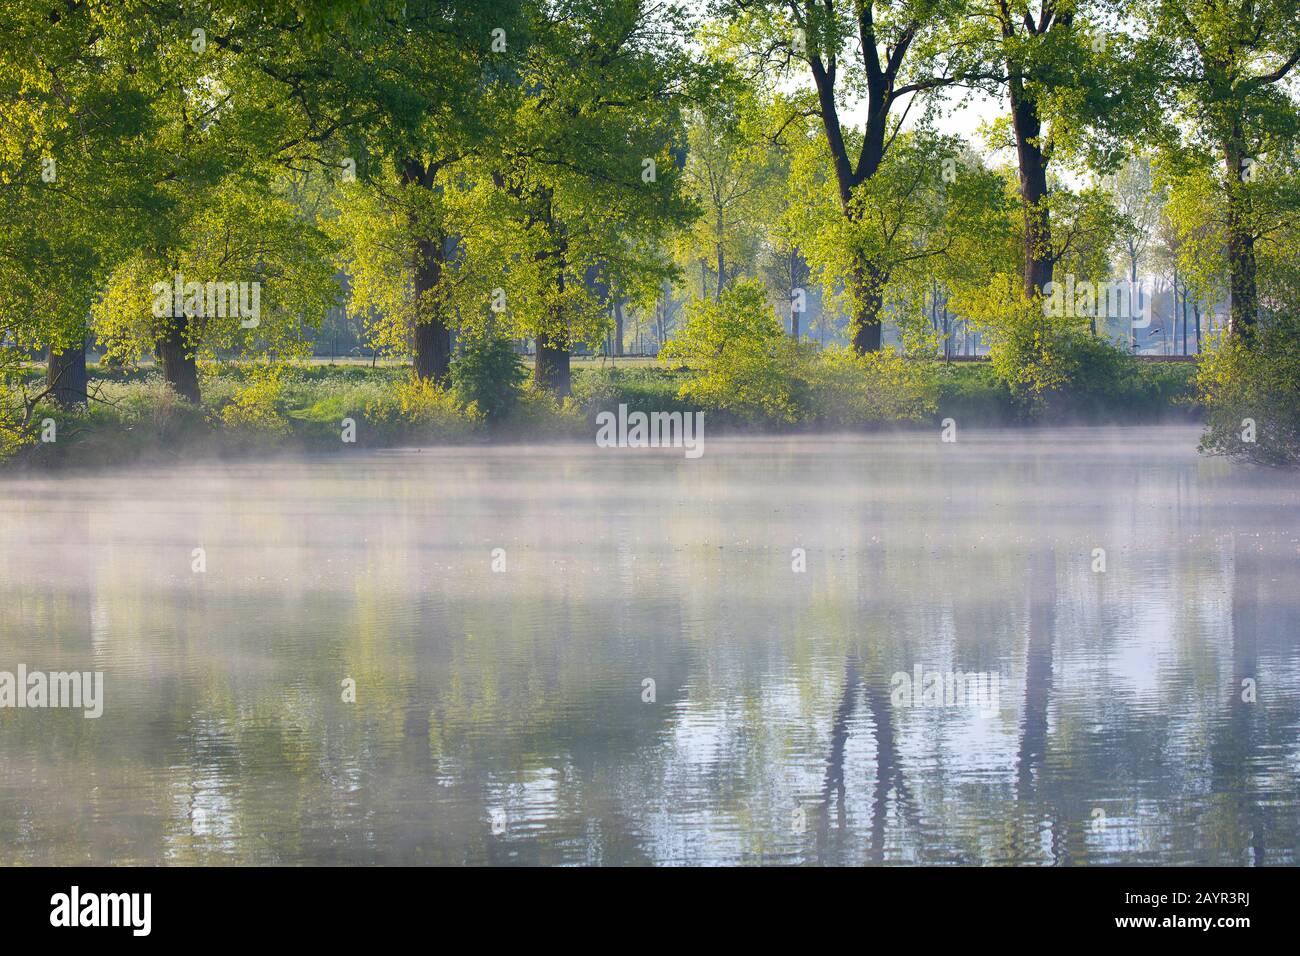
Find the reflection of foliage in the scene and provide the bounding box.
[1199,314,1300,466]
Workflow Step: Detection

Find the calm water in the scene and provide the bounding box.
[1,426,1297,865]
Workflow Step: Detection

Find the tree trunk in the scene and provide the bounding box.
[410,233,450,382]
[1171,266,1179,355]
[808,49,888,354]
[534,328,570,396]
[156,315,199,403]
[1181,281,1188,355]
[1224,133,1258,342]
[790,249,801,340]
[46,339,88,407]
[403,160,452,382]
[529,187,571,397]
[1010,82,1053,297]
[851,256,885,353]
[613,297,624,356]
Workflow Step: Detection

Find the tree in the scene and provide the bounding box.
[675,93,783,302]
[660,278,805,420]
[314,1,521,382]
[454,0,709,396]
[82,2,345,403]
[718,0,994,353]
[1107,154,1161,290]
[959,1,1147,300]
[0,0,161,415]
[1142,0,1300,341]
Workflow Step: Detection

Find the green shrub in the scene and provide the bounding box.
[805,345,937,426]
[935,363,1017,425]
[571,366,695,422]
[216,368,291,438]
[660,280,807,424]
[362,373,482,442]
[113,376,208,437]
[1198,316,1300,466]
[0,408,29,459]
[450,334,527,422]
[504,388,587,437]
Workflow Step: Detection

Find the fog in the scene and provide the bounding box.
[1,426,1297,864]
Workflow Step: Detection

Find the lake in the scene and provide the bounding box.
[1,425,1297,865]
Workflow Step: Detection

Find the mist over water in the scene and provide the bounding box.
[1,426,1297,865]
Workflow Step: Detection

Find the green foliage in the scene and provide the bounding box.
[362,374,483,440]
[450,335,528,422]
[1,0,1294,465]
[673,85,784,300]
[661,280,806,423]
[503,389,588,438]
[571,366,695,420]
[662,280,939,427]
[93,173,339,370]
[217,367,291,438]
[804,345,938,426]
[1199,314,1300,466]
[935,363,1018,425]
[956,274,1138,417]
[0,413,27,459]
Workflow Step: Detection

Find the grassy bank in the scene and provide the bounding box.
[4,358,1201,469]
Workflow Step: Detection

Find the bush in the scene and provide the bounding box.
[959,277,1144,418]
[216,368,291,438]
[660,280,807,423]
[571,366,695,422]
[990,317,1095,413]
[450,334,527,422]
[113,376,208,438]
[935,363,1017,425]
[805,345,937,426]
[0,406,29,459]
[503,388,587,437]
[662,282,948,428]
[362,373,482,441]
[1198,315,1300,466]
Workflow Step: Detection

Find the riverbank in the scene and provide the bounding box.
[4,359,1201,470]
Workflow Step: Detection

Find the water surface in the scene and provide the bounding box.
[1,426,1297,865]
